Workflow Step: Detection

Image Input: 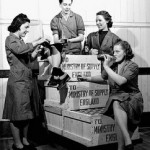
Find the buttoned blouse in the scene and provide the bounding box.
[50,11,85,53]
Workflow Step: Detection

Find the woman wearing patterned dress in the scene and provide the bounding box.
[78,41,143,150]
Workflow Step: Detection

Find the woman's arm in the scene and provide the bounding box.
[68,34,84,43]
[30,45,43,61]
[104,65,127,85]
[103,55,127,85]
[31,37,47,47]
[53,33,84,43]
[77,74,105,84]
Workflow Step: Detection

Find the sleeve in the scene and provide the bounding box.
[112,34,122,45]
[76,14,85,35]
[87,33,92,50]
[6,36,33,55]
[122,62,139,81]
[50,17,59,35]
[101,69,108,80]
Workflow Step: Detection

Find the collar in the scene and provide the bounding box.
[10,32,23,41]
[94,30,110,36]
[99,30,108,34]
[56,11,74,18]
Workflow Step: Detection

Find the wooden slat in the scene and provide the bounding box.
[44,106,62,115]
[120,0,128,22]
[63,110,93,123]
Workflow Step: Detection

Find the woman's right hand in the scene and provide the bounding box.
[32,37,44,47]
[32,37,50,47]
[90,49,98,55]
[37,37,47,45]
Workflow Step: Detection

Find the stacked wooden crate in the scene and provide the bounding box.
[38,55,140,147]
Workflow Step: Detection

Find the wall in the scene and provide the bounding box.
[0,0,150,120]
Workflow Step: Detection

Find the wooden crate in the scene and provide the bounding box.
[62,108,140,147]
[44,106,63,135]
[44,106,140,147]
[61,55,101,81]
[44,81,109,110]
[38,55,102,81]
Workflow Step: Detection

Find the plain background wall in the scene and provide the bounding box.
[0,0,150,120]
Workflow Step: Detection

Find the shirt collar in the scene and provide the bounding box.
[57,11,74,18]
[10,32,23,41]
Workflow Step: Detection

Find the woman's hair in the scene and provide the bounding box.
[59,0,73,4]
[96,10,113,28]
[114,41,134,60]
[8,13,30,33]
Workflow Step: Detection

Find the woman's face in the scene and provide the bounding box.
[18,22,30,38]
[60,0,72,15]
[113,45,126,63]
[96,15,108,31]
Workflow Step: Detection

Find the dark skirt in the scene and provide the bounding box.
[3,72,44,121]
[103,92,143,132]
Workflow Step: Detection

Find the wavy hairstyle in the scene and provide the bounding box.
[96,10,113,28]
[8,13,30,33]
[114,41,134,60]
[59,0,73,4]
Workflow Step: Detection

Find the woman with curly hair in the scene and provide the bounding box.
[2,13,47,150]
[82,10,121,55]
[78,41,143,150]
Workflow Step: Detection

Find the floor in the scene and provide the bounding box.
[0,127,150,150]
[1,115,150,150]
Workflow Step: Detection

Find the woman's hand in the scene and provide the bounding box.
[31,45,44,60]
[32,37,45,47]
[90,49,98,55]
[103,54,114,67]
[34,45,43,54]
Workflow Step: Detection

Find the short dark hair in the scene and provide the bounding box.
[114,41,134,60]
[96,10,113,28]
[59,0,73,4]
[8,13,30,33]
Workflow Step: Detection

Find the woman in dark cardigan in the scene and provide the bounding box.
[82,10,121,55]
[78,41,143,150]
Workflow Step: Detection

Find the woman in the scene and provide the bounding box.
[46,0,85,88]
[82,10,121,55]
[51,0,85,54]
[78,41,143,150]
[2,13,46,150]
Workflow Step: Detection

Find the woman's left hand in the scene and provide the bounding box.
[34,45,43,54]
[103,54,114,67]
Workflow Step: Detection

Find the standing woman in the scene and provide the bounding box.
[78,41,143,150]
[83,10,121,55]
[46,0,85,87]
[2,13,46,150]
[51,0,85,54]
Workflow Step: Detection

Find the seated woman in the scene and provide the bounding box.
[78,41,143,150]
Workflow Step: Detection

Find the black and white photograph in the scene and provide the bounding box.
[0,0,150,150]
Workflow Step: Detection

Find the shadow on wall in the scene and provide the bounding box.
[115,28,148,68]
